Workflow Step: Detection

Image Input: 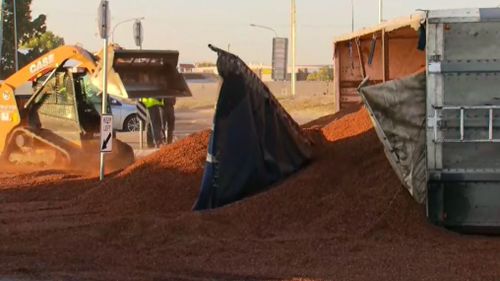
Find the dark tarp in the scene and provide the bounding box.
[359,73,427,203]
[193,45,313,210]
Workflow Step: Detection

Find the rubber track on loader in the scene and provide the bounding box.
[5,127,73,164]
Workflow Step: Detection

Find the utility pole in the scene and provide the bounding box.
[351,0,354,32]
[98,0,111,181]
[291,0,296,97]
[13,0,18,71]
[133,19,145,149]
[379,0,383,23]
[0,0,4,61]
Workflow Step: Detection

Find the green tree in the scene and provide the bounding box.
[307,66,333,81]
[1,0,63,78]
[21,31,64,59]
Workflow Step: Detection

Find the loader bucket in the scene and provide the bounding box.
[91,47,191,100]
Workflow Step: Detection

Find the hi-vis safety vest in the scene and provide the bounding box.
[141,97,164,108]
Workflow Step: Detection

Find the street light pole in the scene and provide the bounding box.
[111,16,145,43]
[351,0,354,32]
[0,1,4,61]
[249,23,278,37]
[13,0,18,71]
[379,0,383,23]
[98,0,111,181]
[291,0,296,97]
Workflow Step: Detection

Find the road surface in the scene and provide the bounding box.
[118,95,336,158]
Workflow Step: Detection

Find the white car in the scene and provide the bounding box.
[109,98,142,132]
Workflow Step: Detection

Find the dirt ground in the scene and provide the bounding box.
[1,107,500,281]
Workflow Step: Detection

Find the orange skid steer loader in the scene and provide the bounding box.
[0,45,191,171]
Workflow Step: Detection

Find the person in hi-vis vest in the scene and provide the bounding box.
[141,97,164,148]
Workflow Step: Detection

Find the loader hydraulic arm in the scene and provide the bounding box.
[2,45,97,90]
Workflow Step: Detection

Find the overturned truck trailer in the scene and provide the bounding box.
[334,8,500,232]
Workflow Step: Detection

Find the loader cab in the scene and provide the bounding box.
[29,68,105,148]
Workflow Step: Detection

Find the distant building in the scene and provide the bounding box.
[183,63,330,82]
[248,64,273,82]
[179,64,196,73]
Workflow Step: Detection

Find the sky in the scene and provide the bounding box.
[31,0,500,65]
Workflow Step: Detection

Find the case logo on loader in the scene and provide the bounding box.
[29,54,55,74]
[2,92,10,101]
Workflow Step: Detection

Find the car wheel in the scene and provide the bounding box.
[124,114,141,132]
